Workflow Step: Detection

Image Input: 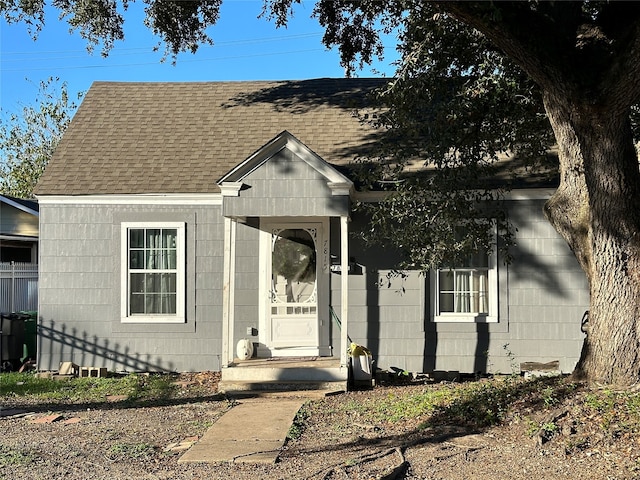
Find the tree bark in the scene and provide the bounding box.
[543,90,640,386]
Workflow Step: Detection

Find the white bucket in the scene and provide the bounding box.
[236,339,254,360]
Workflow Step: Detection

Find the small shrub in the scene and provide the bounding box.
[502,343,520,376]
[525,418,540,437]
[540,421,559,435]
[542,386,558,407]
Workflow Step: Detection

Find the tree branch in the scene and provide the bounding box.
[439,2,576,90]
[441,2,640,109]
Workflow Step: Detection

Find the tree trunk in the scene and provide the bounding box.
[441,1,640,386]
[543,91,640,386]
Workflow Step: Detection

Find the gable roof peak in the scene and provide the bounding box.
[218,130,353,192]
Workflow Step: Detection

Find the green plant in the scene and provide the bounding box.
[108,442,155,459]
[288,403,311,440]
[374,386,457,423]
[502,343,519,376]
[0,445,36,467]
[584,390,615,412]
[579,388,640,439]
[525,418,539,437]
[542,386,558,407]
[484,349,493,375]
[564,437,589,455]
[437,378,523,428]
[185,419,214,431]
[0,372,179,404]
[525,418,558,439]
[540,421,559,435]
[626,391,640,417]
[0,372,69,398]
[390,366,409,377]
[341,398,370,416]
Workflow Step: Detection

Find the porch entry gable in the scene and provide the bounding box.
[218,130,353,191]
[218,132,352,368]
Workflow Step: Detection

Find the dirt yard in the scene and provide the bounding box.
[1,372,638,480]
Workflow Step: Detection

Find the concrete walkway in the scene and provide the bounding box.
[178,397,306,464]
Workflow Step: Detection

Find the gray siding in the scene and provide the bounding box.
[232,221,261,347]
[333,199,588,375]
[39,196,589,375]
[38,203,224,372]
[223,149,350,218]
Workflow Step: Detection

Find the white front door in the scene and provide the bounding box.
[260,220,330,357]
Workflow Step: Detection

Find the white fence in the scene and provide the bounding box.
[0,262,38,313]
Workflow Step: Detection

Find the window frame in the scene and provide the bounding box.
[120,222,186,324]
[431,225,499,323]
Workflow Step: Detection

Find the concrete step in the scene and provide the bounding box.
[217,379,347,397]
[221,366,347,383]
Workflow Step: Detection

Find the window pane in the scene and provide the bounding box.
[439,271,454,292]
[163,293,177,314]
[129,229,144,248]
[454,271,471,313]
[474,271,489,313]
[165,248,177,269]
[162,229,177,248]
[439,292,454,312]
[140,293,177,314]
[161,273,176,293]
[146,229,161,248]
[129,272,178,315]
[146,272,161,292]
[130,273,145,293]
[145,249,157,269]
[129,250,144,270]
[271,228,316,304]
[130,292,144,314]
[145,293,160,314]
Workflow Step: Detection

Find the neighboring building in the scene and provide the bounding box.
[33,79,588,377]
[0,195,38,263]
[0,195,39,313]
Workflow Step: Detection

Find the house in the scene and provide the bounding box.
[0,195,39,312]
[33,79,588,381]
[0,195,38,263]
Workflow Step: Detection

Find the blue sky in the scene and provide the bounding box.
[1,1,398,118]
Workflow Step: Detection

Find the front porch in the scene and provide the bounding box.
[218,356,349,395]
[217,132,356,394]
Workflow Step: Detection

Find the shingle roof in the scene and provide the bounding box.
[34,79,388,196]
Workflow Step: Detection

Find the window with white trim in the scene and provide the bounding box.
[432,228,498,323]
[121,222,185,323]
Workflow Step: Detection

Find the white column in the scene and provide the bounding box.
[222,216,237,367]
[340,215,349,368]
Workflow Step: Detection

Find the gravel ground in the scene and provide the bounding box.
[1,373,638,480]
